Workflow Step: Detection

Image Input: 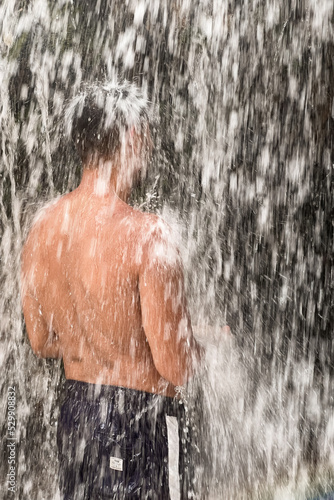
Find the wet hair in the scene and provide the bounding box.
[65,81,149,164]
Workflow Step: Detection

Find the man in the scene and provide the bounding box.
[21,82,203,499]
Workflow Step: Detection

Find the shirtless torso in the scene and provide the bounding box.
[21,174,201,398]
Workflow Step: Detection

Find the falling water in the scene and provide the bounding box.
[1,0,333,498]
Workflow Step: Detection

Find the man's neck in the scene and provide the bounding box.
[78,164,131,203]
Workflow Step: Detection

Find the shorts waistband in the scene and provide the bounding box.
[63,379,183,416]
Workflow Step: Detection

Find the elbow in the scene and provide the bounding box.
[150,339,204,387]
[160,371,188,388]
[31,348,46,359]
[29,340,48,358]
[29,339,61,359]
[154,359,194,387]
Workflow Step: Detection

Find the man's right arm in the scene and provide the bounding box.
[138,221,203,387]
[21,227,62,359]
[21,291,62,359]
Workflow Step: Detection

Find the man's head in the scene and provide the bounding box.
[65,81,150,167]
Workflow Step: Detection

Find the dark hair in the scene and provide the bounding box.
[65,81,149,164]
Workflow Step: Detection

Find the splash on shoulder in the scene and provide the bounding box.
[141,213,182,268]
[30,197,62,227]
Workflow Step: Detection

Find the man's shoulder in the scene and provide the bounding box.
[29,192,74,231]
[136,212,181,269]
[33,197,62,225]
[22,194,69,254]
[134,211,172,246]
[138,211,170,232]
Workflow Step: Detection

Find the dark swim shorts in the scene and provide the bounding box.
[57,380,192,500]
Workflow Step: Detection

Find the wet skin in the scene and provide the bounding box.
[21,162,202,398]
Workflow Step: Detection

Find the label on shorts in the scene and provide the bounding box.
[110,456,123,471]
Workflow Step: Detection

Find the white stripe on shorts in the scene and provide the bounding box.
[166,415,180,500]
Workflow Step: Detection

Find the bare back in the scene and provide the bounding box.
[21,188,200,397]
